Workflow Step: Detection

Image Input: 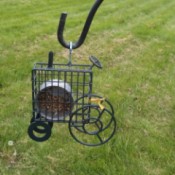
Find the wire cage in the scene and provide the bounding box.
[28,55,117,146]
[32,62,93,123]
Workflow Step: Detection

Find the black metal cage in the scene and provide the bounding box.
[32,63,93,123]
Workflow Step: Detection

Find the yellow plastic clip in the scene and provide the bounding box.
[89,97,105,110]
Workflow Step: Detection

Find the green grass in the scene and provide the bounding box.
[1,0,175,174]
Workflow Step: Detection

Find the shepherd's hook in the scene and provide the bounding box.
[57,0,103,49]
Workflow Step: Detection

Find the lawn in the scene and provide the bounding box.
[0,0,175,174]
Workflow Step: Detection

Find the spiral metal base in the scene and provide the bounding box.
[68,105,116,146]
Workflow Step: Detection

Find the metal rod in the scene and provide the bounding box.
[57,0,103,49]
[48,51,54,68]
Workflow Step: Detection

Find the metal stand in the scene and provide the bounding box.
[28,0,117,146]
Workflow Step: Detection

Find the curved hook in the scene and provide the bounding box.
[57,0,103,49]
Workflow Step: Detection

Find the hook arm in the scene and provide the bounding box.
[57,0,103,49]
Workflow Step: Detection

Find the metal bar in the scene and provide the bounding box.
[57,0,103,49]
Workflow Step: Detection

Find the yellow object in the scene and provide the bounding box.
[89,98,105,110]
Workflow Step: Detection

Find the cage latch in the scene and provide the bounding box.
[89,97,105,110]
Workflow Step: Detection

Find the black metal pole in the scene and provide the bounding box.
[57,0,103,49]
[48,51,54,68]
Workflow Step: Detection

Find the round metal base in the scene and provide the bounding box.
[28,121,52,142]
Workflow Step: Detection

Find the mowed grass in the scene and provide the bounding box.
[0,0,175,174]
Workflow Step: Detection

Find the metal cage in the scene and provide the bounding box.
[28,56,117,146]
[32,63,93,123]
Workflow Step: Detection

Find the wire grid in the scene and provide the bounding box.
[32,63,93,122]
